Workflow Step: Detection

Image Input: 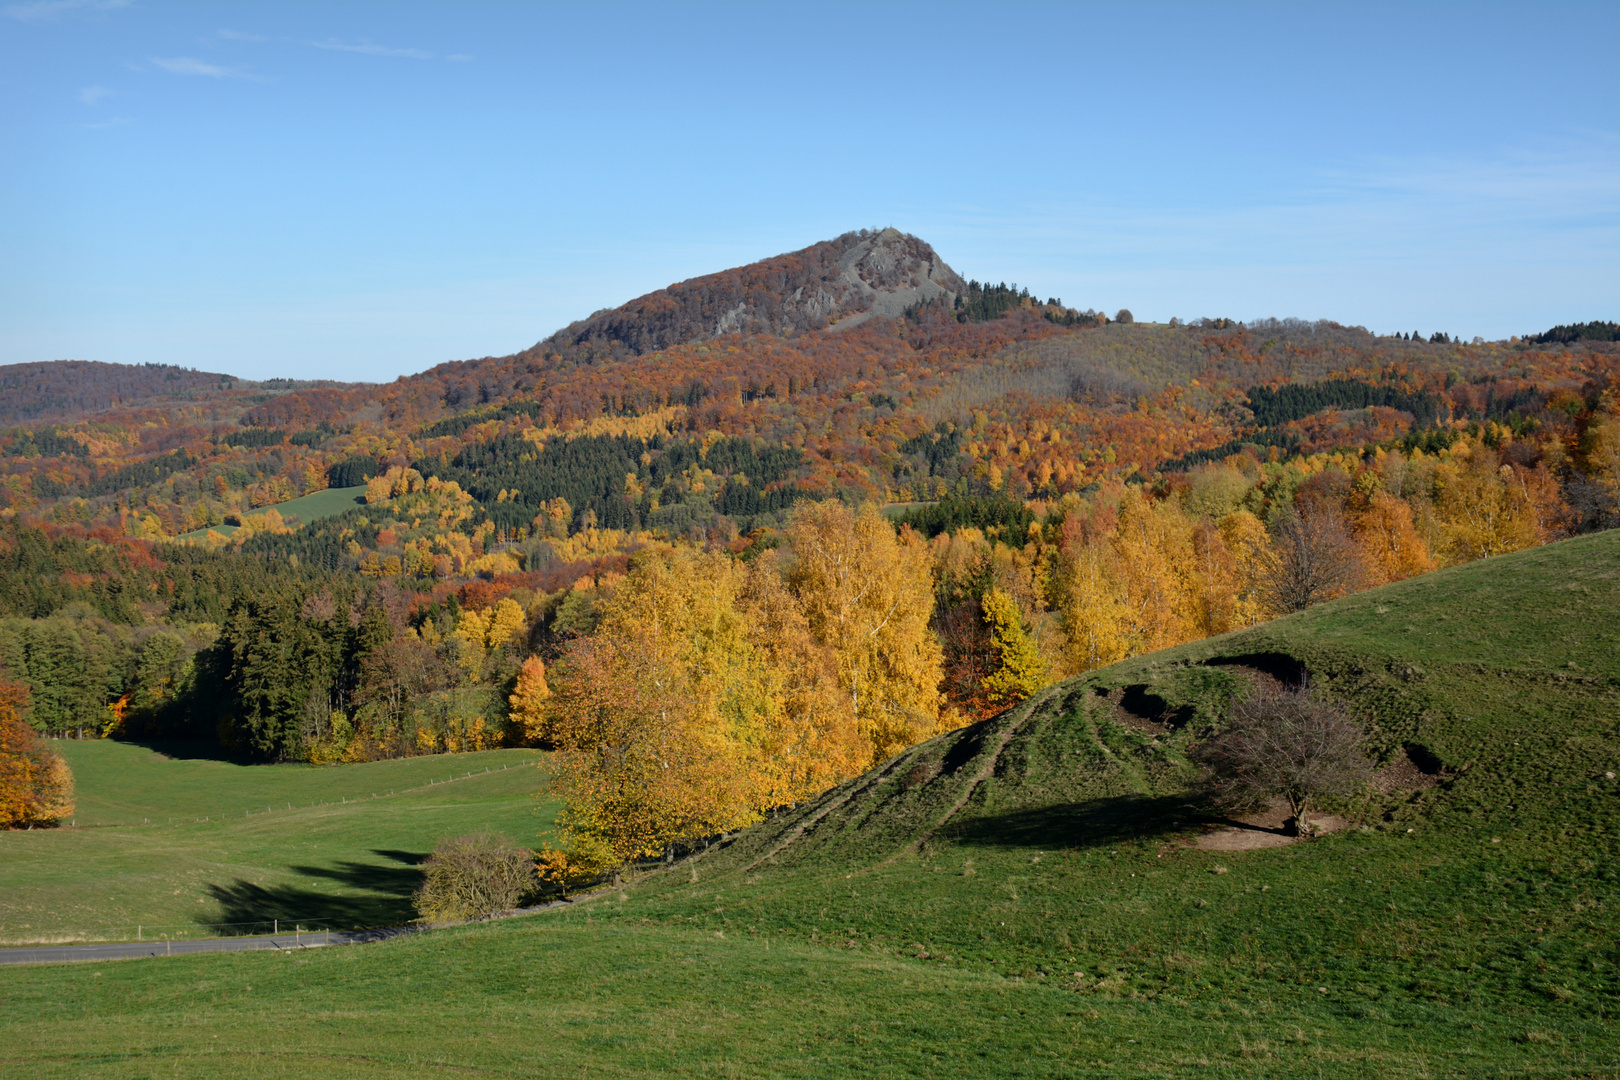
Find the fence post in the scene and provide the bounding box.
[274,919,278,936]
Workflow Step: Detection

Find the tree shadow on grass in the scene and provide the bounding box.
[371,848,431,866]
[118,738,247,763]
[204,850,429,932]
[945,794,1207,851]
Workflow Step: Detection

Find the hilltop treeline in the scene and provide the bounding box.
[1527,321,1620,345]
[0,362,234,424]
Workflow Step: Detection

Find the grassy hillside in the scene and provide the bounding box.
[580,532,1617,1037]
[174,483,368,540]
[0,534,1614,1078]
[0,745,555,944]
[684,527,1620,874]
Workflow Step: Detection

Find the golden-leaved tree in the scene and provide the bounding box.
[1587,409,1620,520]
[736,559,863,805]
[1110,491,1197,651]
[980,587,1045,707]
[1054,491,1268,676]
[1433,442,1559,562]
[507,656,551,744]
[539,503,946,884]
[1055,537,1132,676]
[1188,517,1254,637]
[541,548,776,879]
[785,501,945,763]
[1352,490,1437,584]
[452,597,527,681]
[1054,490,1195,675]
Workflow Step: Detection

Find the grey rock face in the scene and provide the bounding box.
[534,229,965,360]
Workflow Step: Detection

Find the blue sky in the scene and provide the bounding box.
[4,2,1616,382]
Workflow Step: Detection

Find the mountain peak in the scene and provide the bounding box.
[532,229,965,362]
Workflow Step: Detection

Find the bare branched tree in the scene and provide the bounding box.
[1193,683,1371,837]
[1250,509,1363,616]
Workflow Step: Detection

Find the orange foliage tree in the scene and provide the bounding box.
[0,680,74,828]
[1351,490,1437,584]
[507,657,552,744]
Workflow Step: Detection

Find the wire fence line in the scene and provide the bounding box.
[57,757,543,831]
[0,917,354,948]
[0,924,428,964]
[0,901,571,963]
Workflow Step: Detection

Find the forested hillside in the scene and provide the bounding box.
[0,361,235,423]
[1,229,1616,865]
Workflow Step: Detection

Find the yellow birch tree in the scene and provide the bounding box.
[785,501,944,764]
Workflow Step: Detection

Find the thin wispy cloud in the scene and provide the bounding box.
[5,0,127,22]
[150,56,259,80]
[217,28,267,43]
[312,38,433,59]
[946,136,1620,254]
[1316,136,1620,204]
[77,84,112,105]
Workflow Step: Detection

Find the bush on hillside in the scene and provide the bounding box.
[413,830,536,922]
[1193,683,1370,837]
[0,678,74,828]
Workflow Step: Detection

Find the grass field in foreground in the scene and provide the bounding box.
[0,909,1606,1079]
[0,744,555,944]
[174,483,368,540]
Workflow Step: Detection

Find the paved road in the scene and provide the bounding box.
[0,925,419,965]
[0,901,567,965]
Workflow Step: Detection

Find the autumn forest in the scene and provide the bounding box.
[2,230,1617,877]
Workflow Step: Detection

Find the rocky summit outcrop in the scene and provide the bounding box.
[531,228,965,362]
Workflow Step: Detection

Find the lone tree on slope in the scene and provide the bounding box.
[1193,682,1371,837]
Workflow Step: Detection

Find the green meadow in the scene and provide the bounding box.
[2,912,1606,1080]
[0,745,554,944]
[0,532,1615,1078]
[175,483,369,540]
